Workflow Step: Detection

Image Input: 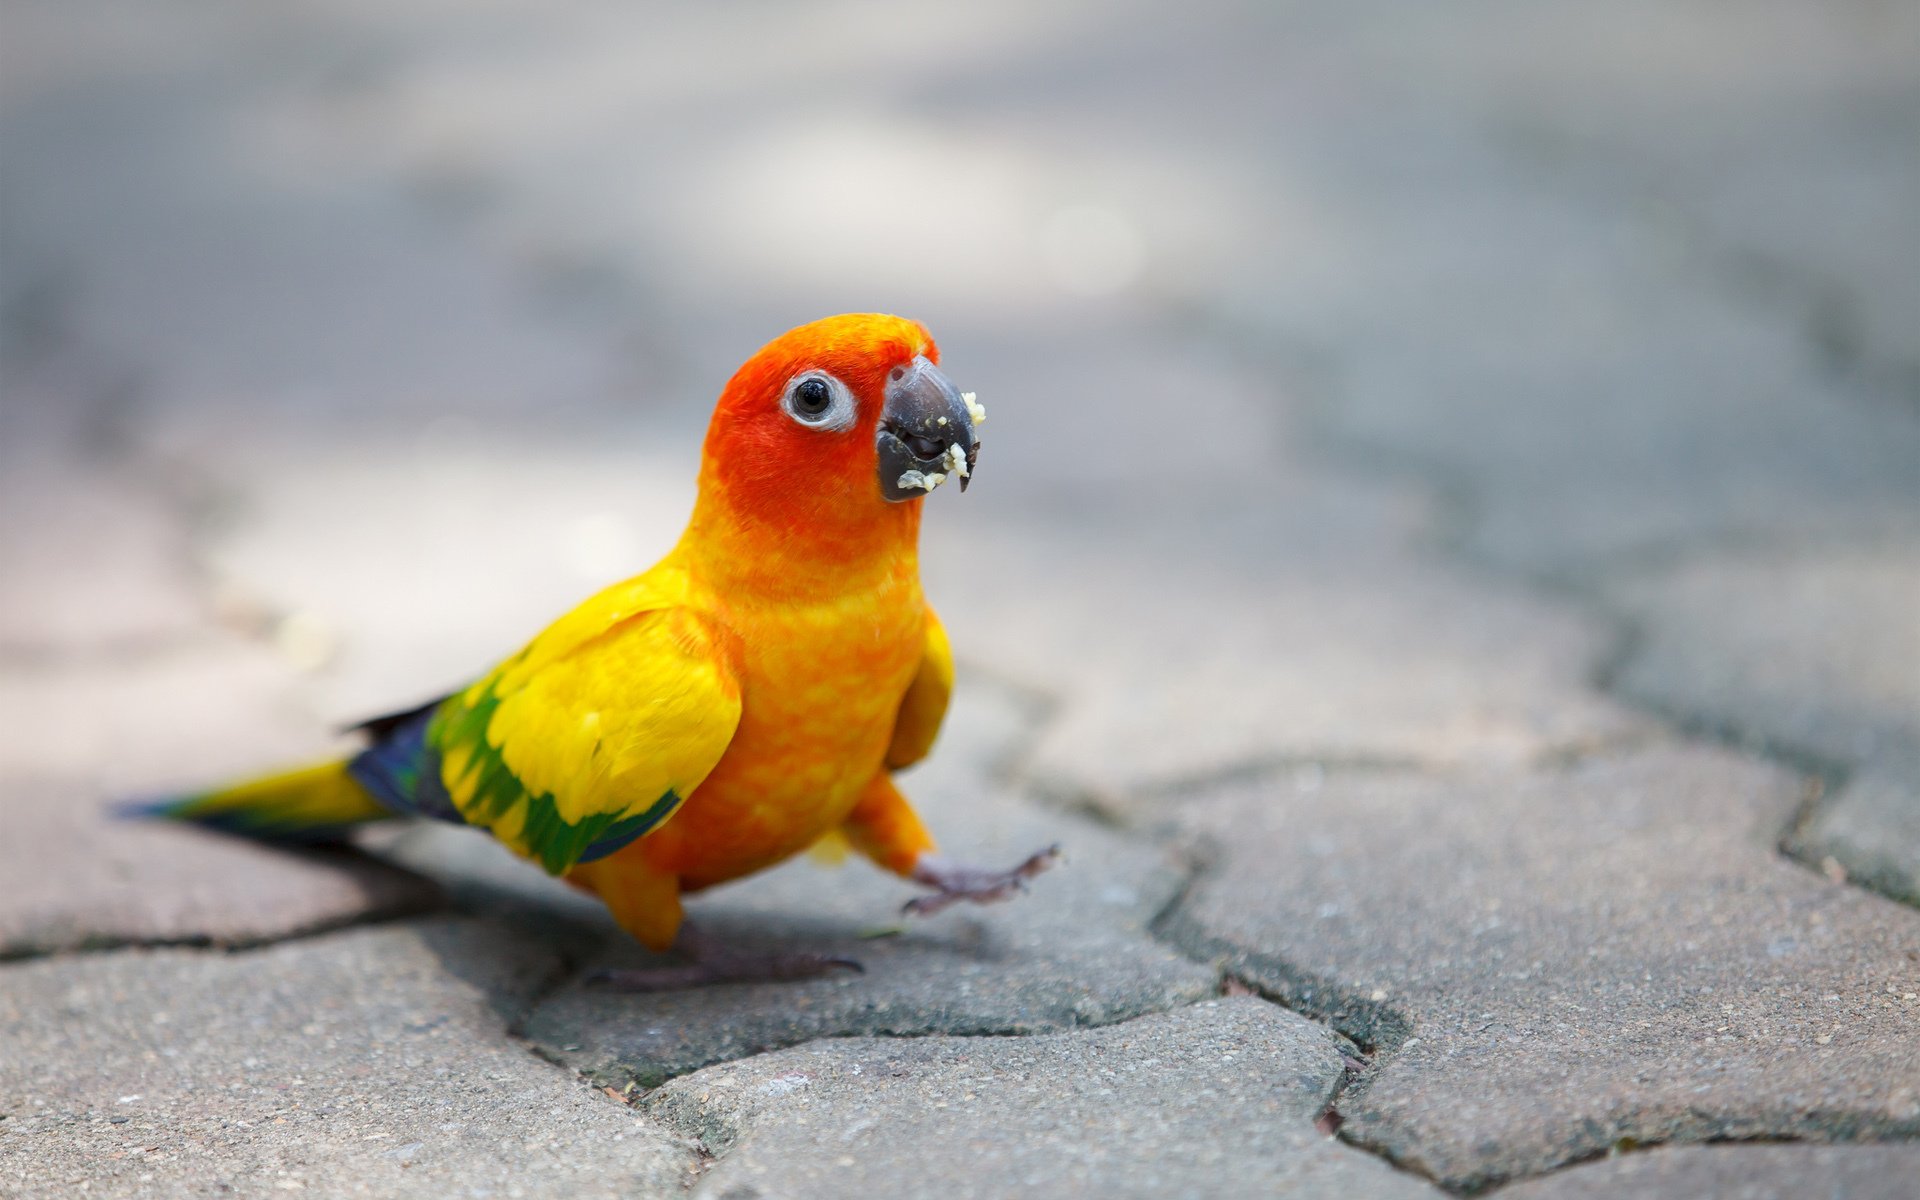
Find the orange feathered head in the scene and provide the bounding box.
[698,314,980,535]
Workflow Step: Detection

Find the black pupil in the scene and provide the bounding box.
[794,378,831,415]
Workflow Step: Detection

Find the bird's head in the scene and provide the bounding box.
[698,314,981,536]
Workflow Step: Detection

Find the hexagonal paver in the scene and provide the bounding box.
[1160,745,1920,1190]
[519,684,1216,1087]
[0,644,441,956]
[926,516,1650,816]
[1798,771,1920,909]
[647,997,1436,1200]
[0,775,436,957]
[0,918,696,1199]
[1607,539,1920,906]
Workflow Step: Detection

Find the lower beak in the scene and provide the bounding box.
[876,356,980,502]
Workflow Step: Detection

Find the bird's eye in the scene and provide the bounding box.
[781,371,855,430]
[793,378,831,415]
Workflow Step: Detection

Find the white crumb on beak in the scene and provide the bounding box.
[943,442,969,479]
[897,469,947,492]
[962,391,986,426]
[936,415,948,426]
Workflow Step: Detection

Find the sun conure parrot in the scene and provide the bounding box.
[137,313,1057,987]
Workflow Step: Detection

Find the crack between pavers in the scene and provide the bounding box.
[1191,294,1916,918]
[1154,323,1920,1191]
[1489,116,1920,422]
[1135,836,1465,1193]
[1150,888,1920,1196]
[629,989,1391,1177]
[521,830,1222,1103]
[1586,613,1910,905]
[0,895,445,967]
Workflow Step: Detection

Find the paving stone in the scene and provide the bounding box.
[0,644,441,955]
[1160,746,1920,1191]
[0,323,206,659]
[1800,772,1920,910]
[646,997,1436,1200]
[0,461,204,660]
[1608,541,1920,769]
[0,640,336,791]
[1431,0,1920,398]
[521,682,1216,1088]
[1607,540,1920,904]
[198,439,698,723]
[0,774,436,957]
[1500,1142,1920,1200]
[928,517,1650,813]
[1161,6,1920,579]
[0,330,214,657]
[0,918,696,1198]
[1284,182,1920,578]
[1,62,627,457]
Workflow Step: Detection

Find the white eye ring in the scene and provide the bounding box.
[781,370,857,431]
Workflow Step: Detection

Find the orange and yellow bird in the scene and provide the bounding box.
[139,314,1057,986]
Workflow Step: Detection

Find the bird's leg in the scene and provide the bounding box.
[587,922,863,992]
[838,773,1062,918]
[902,844,1062,917]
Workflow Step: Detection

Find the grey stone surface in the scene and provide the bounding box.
[647,998,1436,1200]
[0,329,205,660]
[522,683,1216,1087]
[0,642,444,955]
[4,0,1918,1195]
[0,918,697,1199]
[0,458,204,661]
[930,518,1650,810]
[1161,746,1920,1190]
[0,638,332,792]
[1500,1143,1920,1200]
[1608,541,1920,770]
[1801,772,1920,909]
[198,440,698,723]
[1184,4,1920,579]
[1608,540,1920,903]
[0,775,436,956]
[1443,1,1920,401]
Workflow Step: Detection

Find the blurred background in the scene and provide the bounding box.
[2,0,1916,862]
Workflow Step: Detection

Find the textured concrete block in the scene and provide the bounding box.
[0,919,697,1199]
[1163,747,1920,1190]
[649,998,1436,1199]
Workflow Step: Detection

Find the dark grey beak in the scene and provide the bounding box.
[875,355,980,502]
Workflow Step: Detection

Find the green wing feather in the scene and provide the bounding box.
[429,570,741,875]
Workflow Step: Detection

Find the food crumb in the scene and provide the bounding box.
[897,469,946,492]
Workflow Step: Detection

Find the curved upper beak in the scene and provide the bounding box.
[875,355,980,502]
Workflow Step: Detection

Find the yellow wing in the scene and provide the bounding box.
[428,567,742,875]
[885,607,953,770]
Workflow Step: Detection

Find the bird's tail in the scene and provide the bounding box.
[122,759,394,843]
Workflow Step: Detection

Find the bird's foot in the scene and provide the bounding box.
[903,843,1062,917]
[586,925,863,992]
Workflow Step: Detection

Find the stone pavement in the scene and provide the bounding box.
[2,1,1916,1196]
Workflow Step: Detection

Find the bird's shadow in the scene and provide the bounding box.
[361,825,1009,1026]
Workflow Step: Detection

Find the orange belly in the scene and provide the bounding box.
[621,578,926,890]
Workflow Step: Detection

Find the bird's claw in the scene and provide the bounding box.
[903,843,1062,917]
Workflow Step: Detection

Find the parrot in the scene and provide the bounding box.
[134,313,1058,988]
